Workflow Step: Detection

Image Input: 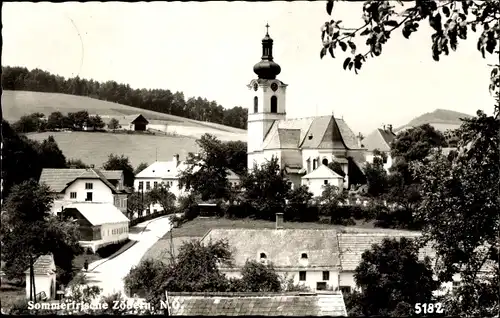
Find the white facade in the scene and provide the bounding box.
[80,222,129,253]
[25,274,56,300]
[302,177,344,197]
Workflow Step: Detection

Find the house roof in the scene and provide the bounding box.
[262,116,363,151]
[24,254,55,275]
[39,168,121,193]
[64,203,129,226]
[118,114,149,125]
[201,229,341,270]
[166,292,347,316]
[101,170,123,180]
[336,232,436,271]
[302,165,344,180]
[136,160,240,180]
[363,128,396,152]
[280,150,303,169]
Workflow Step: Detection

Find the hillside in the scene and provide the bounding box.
[2,90,247,141]
[395,108,472,133]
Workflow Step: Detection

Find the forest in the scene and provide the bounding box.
[2,66,248,130]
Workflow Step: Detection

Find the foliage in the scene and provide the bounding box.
[179,134,232,201]
[222,140,248,176]
[67,158,89,168]
[108,117,120,130]
[87,114,105,130]
[327,161,346,177]
[102,153,135,188]
[285,185,316,222]
[363,149,388,197]
[12,112,46,133]
[412,110,499,316]
[127,191,150,218]
[67,110,90,130]
[238,260,282,292]
[134,162,149,175]
[240,156,291,220]
[2,66,248,129]
[177,193,201,221]
[279,274,312,292]
[146,183,176,213]
[353,237,439,316]
[317,184,352,225]
[321,0,499,115]
[124,259,165,297]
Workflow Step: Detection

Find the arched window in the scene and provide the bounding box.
[322,158,329,166]
[313,159,317,170]
[301,253,308,259]
[260,252,267,259]
[270,96,278,113]
[254,96,258,113]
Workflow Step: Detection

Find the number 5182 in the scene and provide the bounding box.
[414,302,444,314]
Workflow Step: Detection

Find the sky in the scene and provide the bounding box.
[2,1,497,135]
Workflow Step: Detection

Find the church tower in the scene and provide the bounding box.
[247,24,287,169]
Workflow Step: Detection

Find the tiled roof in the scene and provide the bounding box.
[302,116,335,149]
[363,128,396,152]
[302,165,343,180]
[135,160,186,179]
[336,232,436,271]
[201,229,340,270]
[39,168,119,193]
[24,254,55,275]
[166,292,347,316]
[281,150,303,169]
[333,118,364,150]
[64,203,129,226]
[101,170,123,180]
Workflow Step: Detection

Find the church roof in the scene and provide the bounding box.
[363,128,396,152]
[262,116,363,151]
[302,165,344,180]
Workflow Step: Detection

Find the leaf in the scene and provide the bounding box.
[383,20,399,27]
[343,57,351,70]
[339,41,347,52]
[326,0,334,15]
[360,28,371,36]
[328,45,335,58]
[321,30,326,41]
[348,41,356,51]
[348,61,353,71]
[320,47,327,59]
[471,23,476,32]
[442,6,450,18]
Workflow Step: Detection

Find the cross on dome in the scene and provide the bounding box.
[265,23,270,35]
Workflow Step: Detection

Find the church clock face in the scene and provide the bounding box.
[253,83,258,91]
[271,82,278,92]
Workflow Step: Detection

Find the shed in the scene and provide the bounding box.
[24,254,56,301]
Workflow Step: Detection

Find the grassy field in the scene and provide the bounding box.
[27,131,199,167]
[140,217,408,264]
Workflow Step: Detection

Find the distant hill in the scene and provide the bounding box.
[395,109,472,133]
[2,90,247,142]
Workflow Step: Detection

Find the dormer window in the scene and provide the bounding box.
[301,253,308,259]
[260,253,267,259]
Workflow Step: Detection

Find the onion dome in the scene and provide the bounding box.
[253,24,281,80]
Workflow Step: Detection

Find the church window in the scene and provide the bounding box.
[270,96,278,113]
[307,159,311,172]
[254,96,258,113]
[322,158,328,165]
[313,159,317,170]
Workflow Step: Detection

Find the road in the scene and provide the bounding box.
[83,215,173,298]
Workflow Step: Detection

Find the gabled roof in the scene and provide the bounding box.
[262,116,363,151]
[137,160,240,180]
[363,128,396,152]
[166,292,347,316]
[201,229,340,269]
[39,168,121,193]
[101,170,123,180]
[64,203,129,226]
[24,254,55,275]
[118,114,149,125]
[302,165,343,180]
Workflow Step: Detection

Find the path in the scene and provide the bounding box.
[82,215,173,298]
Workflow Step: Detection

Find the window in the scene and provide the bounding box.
[254,96,258,113]
[138,181,143,190]
[322,158,328,165]
[313,159,317,170]
[146,181,151,190]
[316,282,327,290]
[452,281,461,292]
[382,156,388,164]
[270,96,277,113]
[322,271,330,281]
[301,253,308,259]
[154,181,158,188]
[299,271,306,281]
[260,253,267,259]
[340,286,351,294]
[307,159,311,172]
[86,192,93,202]
[70,192,77,199]
[85,183,93,190]
[324,180,328,185]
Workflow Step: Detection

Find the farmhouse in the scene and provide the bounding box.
[24,254,56,301]
[120,114,149,131]
[62,202,129,252]
[362,125,396,171]
[165,291,347,316]
[39,168,129,214]
[246,26,367,191]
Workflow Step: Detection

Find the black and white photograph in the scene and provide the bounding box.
[1,1,499,316]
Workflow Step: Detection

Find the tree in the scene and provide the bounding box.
[178,134,231,201]
[134,162,149,175]
[12,114,45,133]
[363,149,388,197]
[353,237,439,316]
[412,111,499,316]
[127,191,149,219]
[320,0,499,116]
[238,260,282,292]
[147,183,176,213]
[285,185,315,222]
[87,114,105,130]
[223,140,248,176]
[124,259,165,297]
[36,135,67,169]
[47,111,66,130]
[67,110,89,130]
[67,158,89,168]
[108,117,120,130]
[240,156,291,220]
[102,154,135,188]
[318,184,351,225]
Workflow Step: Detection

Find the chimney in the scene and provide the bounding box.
[387,124,393,133]
[275,213,284,230]
[173,154,180,167]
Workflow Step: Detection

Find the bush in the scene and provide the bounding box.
[96,239,130,258]
[124,259,164,298]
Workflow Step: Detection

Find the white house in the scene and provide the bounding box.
[200,214,341,291]
[62,202,129,253]
[25,254,56,301]
[246,26,367,189]
[301,165,345,197]
[362,125,397,172]
[39,168,129,214]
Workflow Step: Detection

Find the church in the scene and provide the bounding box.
[246,25,367,194]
